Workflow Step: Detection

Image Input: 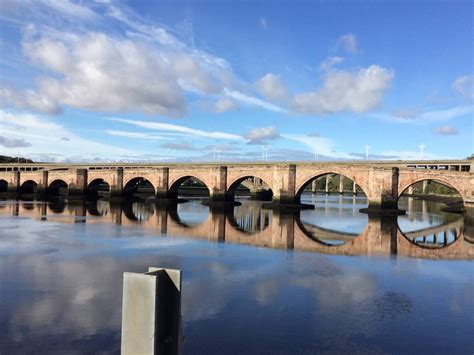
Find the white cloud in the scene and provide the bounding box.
[255,73,288,102]
[0,110,133,161]
[224,88,287,113]
[371,105,474,123]
[0,135,32,148]
[319,56,344,72]
[337,33,357,54]
[245,126,280,144]
[212,98,238,113]
[292,65,394,114]
[21,33,191,117]
[106,117,244,140]
[105,130,168,141]
[0,86,61,114]
[1,3,237,118]
[284,134,360,160]
[453,75,474,101]
[161,142,196,151]
[434,125,458,135]
[35,0,99,21]
[259,17,268,30]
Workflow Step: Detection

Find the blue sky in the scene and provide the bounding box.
[0,0,472,162]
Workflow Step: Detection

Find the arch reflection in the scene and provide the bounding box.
[0,197,472,260]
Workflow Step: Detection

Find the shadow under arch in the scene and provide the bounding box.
[0,179,7,193]
[19,180,38,195]
[296,172,368,200]
[47,179,68,197]
[86,178,111,199]
[168,176,210,199]
[123,177,155,199]
[227,175,273,201]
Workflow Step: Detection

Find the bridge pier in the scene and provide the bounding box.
[263,164,313,210]
[36,171,48,196]
[464,202,474,228]
[325,174,330,194]
[7,171,20,195]
[361,168,405,216]
[68,169,87,199]
[110,167,124,200]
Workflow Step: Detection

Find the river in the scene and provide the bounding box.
[0,194,472,353]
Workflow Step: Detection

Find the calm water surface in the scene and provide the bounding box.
[0,194,472,354]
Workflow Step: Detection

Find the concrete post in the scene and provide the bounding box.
[352,181,357,196]
[69,169,87,197]
[110,167,124,199]
[339,175,344,194]
[121,267,181,355]
[311,180,317,193]
[155,167,170,199]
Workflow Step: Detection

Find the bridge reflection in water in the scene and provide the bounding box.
[1,194,471,260]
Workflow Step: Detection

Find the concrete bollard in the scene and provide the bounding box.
[121,267,182,355]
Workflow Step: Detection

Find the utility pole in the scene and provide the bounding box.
[261,145,268,162]
[364,145,370,160]
[419,144,426,160]
[314,151,319,161]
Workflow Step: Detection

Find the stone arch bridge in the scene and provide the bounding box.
[0,160,472,219]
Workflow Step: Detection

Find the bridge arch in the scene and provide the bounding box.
[86,178,111,199]
[227,175,273,201]
[47,179,68,196]
[295,172,367,199]
[123,177,155,198]
[19,180,38,194]
[398,178,464,202]
[0,179,7,193]
[168,176,210,199]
